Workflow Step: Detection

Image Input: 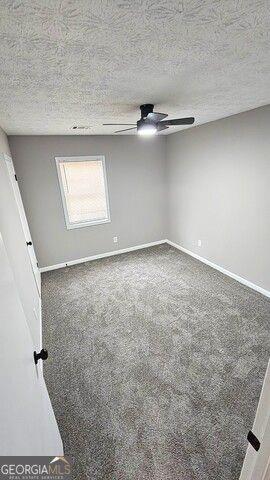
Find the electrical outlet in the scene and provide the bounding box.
[113,236,118,243]
[198,239,202,247]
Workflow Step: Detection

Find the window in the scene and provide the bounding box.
[55,156,110,229]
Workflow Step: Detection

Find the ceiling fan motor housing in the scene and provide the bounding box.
[140,104,154,119]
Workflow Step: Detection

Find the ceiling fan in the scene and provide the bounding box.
[103,104,195,135]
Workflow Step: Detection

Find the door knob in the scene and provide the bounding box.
[26,241,32,246]
[34,348,48,365]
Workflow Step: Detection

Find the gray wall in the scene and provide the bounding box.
[9,135,166,267]
[167,105,270,291]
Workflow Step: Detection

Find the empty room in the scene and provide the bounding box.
[0,1,269,479]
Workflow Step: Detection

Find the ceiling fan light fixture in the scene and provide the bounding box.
[137,123,157,136]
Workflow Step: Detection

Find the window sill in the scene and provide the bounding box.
[66,218,111,230]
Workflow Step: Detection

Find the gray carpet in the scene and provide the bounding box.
[42,244,270,480]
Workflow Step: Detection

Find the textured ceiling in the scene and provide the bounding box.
[0,0,270,135]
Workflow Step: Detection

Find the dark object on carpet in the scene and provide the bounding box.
[42,244,270,480]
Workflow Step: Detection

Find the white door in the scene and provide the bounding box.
[4,153,41,296]
[0,230,63,455]
[239,360,270,480]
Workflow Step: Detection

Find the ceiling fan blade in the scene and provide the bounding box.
[103,123,136,126]
[157,124,169,132]
[114,127,137,133]
[160,117,195,126]
[147,112,168,122]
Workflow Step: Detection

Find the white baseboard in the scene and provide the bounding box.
[39,240,167,273]
[166,239,270,299]
[40,238,270,299]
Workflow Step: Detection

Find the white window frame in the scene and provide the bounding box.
[55,155,111,230]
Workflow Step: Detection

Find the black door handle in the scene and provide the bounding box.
[26,241,32,246]
[247,430,260,451]
[34,349,48,365]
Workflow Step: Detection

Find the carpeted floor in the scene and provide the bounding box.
[42,244,270,480]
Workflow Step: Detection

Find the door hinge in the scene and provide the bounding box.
[247,430,260,451]
[36,262,39,268]
[14,173,18,181]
